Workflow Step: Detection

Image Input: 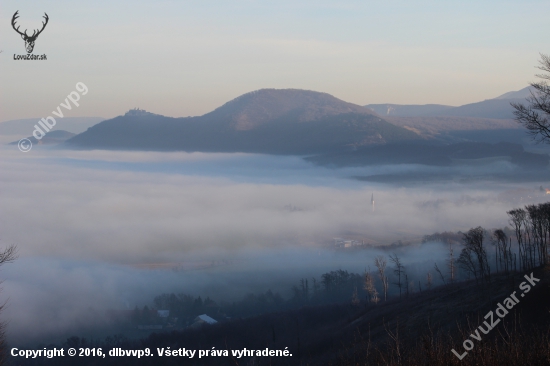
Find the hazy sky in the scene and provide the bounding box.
[1,0,549,121]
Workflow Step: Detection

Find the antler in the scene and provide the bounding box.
[11,11,27,37]
[31,13,49,38]
[11,11,49,39]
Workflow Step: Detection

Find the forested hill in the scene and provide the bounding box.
[65,89,420,154]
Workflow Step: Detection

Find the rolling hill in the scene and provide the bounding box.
[10,130,76,146]
[65,89,420,154]
[0,117,104,136]
[365,86,533,120]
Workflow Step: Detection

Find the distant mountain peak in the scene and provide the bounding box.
[365,86,537,120]
[66,88,418,153]
[493,86,535,100]
[205,88,374,130]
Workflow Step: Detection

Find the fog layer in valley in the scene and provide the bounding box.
[1,146,549,345]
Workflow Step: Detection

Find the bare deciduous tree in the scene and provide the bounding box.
[447,242,455,283]
[458,227,490,284]
[457,245,477,281]
[507,202,550,270]
[434,263,445,284]
[512,53,550,143]
[389,253,405,299]
[374,256,389,302]
[492,229,512,274]
[363,268,379,304]
[508,208,527,271]
[0,244,17,365]
[468,227,490,279]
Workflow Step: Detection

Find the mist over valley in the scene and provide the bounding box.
[2,137,550,347]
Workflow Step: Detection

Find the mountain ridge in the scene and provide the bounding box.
[65,89,419,154]
[202,88,375,131]
[365,86,533,119]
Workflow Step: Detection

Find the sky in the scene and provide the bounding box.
[0,0,549,120]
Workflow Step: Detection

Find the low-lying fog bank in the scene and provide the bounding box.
[2,147,549,345]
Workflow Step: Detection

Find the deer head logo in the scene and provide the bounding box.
[12,11,49,54]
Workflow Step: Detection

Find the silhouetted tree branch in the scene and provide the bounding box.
[512,53,550,143]
[0,244,17,366]
[389,253,404,299]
